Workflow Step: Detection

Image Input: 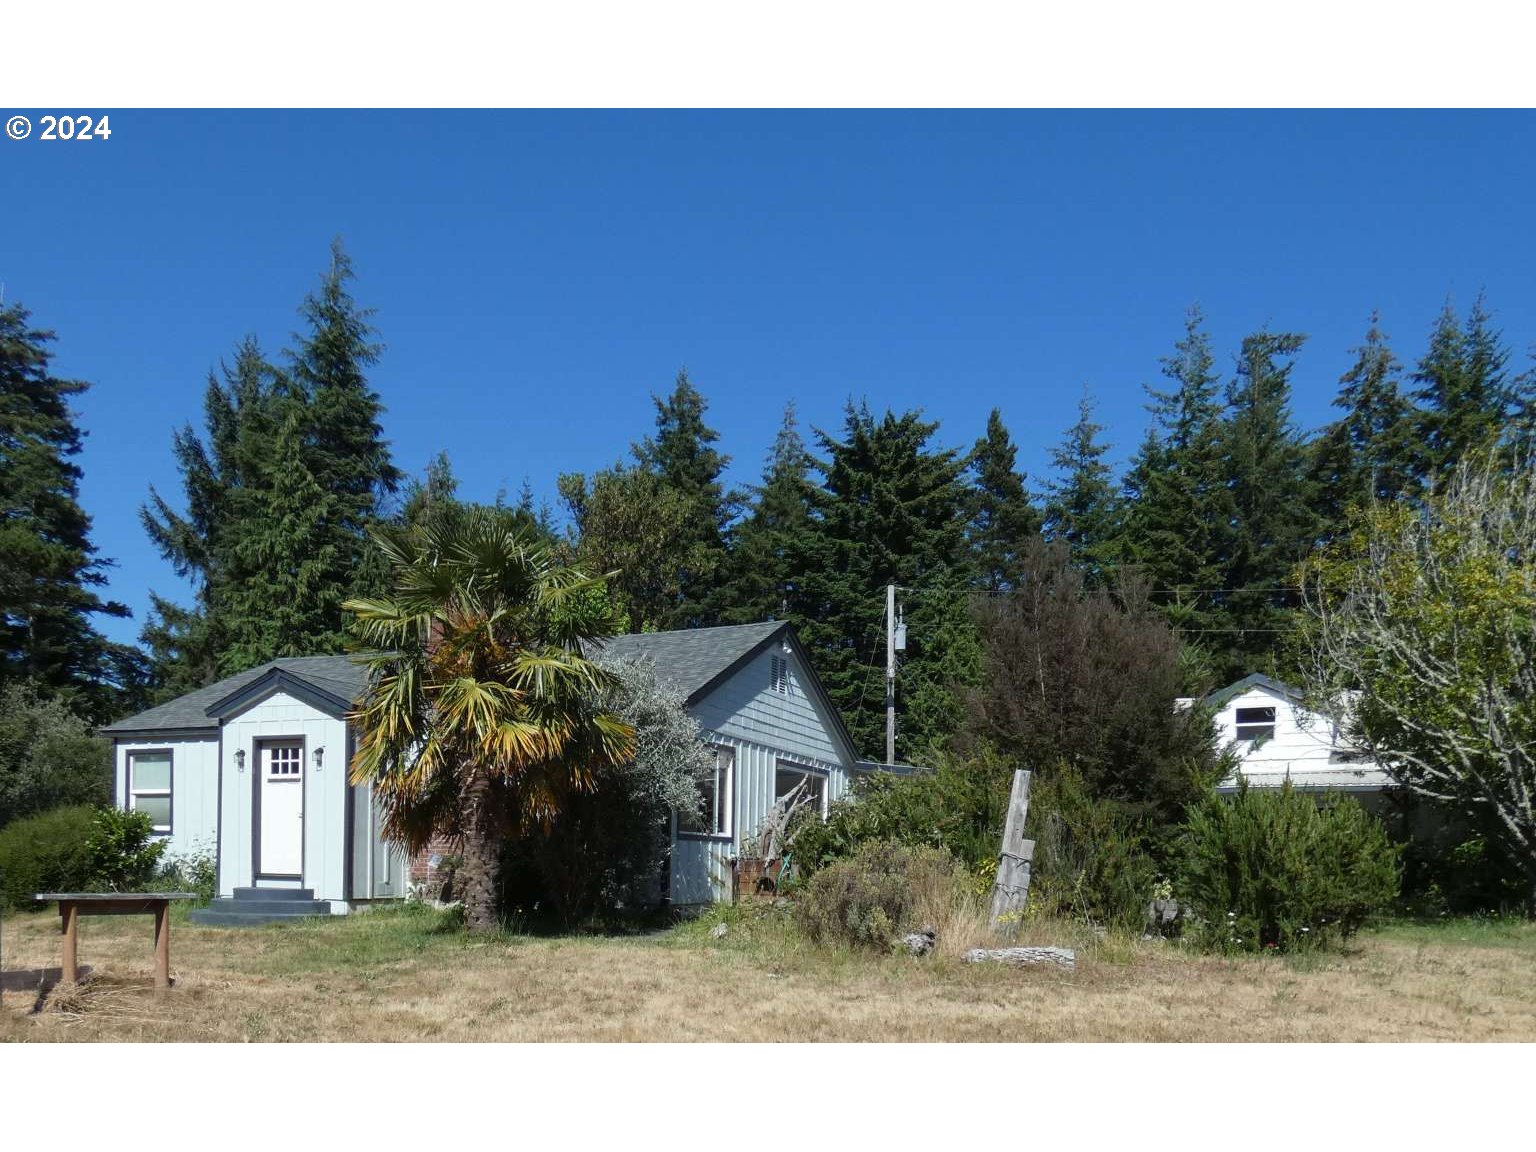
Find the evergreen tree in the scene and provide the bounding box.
[1120,308,1230,637]
[1412,296,1512,481]
[966,408,1041,591]
[1310,313,1418,535]
[1043,390,1121,586]
[789,403,974,758]
[714,402,817,624]
[633,369,732,629]
[142,242,399,686]
[1214,330,1317,681]
[0,301,141,719]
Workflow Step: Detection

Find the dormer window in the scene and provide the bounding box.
[1235,706,1276,745]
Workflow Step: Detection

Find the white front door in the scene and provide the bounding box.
[258,742,304,876]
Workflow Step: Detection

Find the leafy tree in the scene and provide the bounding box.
[633,370,733,629]
[1042,390,1121,586]
[1213,330,1317,680]
[1120,309,1231,644]
[962,537,1230,828]
[715,402,817,624]
[345,511,635,933]
[558,464,692,633]
[0,682,111,829]
[1299,448,1536,911]
[0,302,141,718]
[1310,313,1418,533]
[790,402,974,758]
[966,408,1041,591]
[1411,296,1511,481]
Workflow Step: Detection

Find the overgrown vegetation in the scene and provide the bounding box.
[0,806,165,910]
[0,682,111,829]
[794,840,965,951]
[499,656,714,927]
[1179,783,1400,952]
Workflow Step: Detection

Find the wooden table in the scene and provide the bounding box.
[33,893,196,990]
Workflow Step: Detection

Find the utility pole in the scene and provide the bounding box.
[885,583,897,765]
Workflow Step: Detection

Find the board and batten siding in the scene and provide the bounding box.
[218,690,350,907]
[114,735,220,864]
[672,642,855,904]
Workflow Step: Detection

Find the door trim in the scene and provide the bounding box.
[252,735,306,882]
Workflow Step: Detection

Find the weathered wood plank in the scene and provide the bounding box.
[964,946,1076,970]
[988,770,1034,932]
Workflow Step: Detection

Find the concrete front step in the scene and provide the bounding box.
[202,897,333,916]
[232,886,316,902]
[188,908,328,928]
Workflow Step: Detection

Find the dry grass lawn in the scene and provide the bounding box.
[2,902,1533,1042]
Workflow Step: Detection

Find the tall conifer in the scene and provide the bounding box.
[966,408,1040,591]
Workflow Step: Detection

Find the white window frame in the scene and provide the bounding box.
[774,761,829,819]
[1234,705,1277,745]
[679,744,734,839]
[128,748,173,835]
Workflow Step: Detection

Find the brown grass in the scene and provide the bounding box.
[1,904,1533,1042]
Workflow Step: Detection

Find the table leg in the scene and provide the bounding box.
[153,901,171,990]
[61,901,78,983]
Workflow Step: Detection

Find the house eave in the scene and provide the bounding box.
[205,667,352,721]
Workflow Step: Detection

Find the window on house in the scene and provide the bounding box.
[1234,707,1276,745]
[775,763,827,817]
[129,750,172,834]
[679,745,733,837]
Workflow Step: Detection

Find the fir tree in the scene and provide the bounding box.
[1043,390,1121,586]
[1214,329,1316,680]
[633,370,732,629]
[715,402,817,624]
[789,403,974,758]
[966,408,1041,591]
[1412,296,1512,481]
[143,242,400,686]
[0,301,140,719]
[1120,308,1230,637]
[1310,313,1418,534]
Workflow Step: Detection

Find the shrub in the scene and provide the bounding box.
[1179,783,1400,952]
[0,805,169,910]
[85,807,168,892]
[1025,766,1160,931]
[0,805,98,910]
[794,840,961,950]
[159,841,218,903]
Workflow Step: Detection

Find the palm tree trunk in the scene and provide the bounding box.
[456,772,504,933]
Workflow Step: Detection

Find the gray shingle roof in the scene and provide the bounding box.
[593,621,787,703]
[100,655,370,736]
[1204,672,1306,710]
[101,625,795,737]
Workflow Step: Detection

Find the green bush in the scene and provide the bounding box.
[1026,766,1160,931]
[794,840,960,950]
[0,683,111,830]
[85,807,168,892]
[0,805,98,910]
[1179,783,1400,953]
[0,805,168,910]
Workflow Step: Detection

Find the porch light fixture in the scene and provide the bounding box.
[235,749,246,772]
[313,745,324,769]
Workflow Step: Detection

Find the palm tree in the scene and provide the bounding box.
[344,510,635,933]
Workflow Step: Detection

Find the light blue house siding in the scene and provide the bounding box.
[670,640,857,904]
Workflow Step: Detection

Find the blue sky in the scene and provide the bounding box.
[4,110,1534,647]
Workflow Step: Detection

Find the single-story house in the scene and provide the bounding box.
[1181,673,1394,797]
[100,621,887,923]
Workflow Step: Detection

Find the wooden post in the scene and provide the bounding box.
[153,900,171,990]
[988,770,1036,933]
[60,900,79,983]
